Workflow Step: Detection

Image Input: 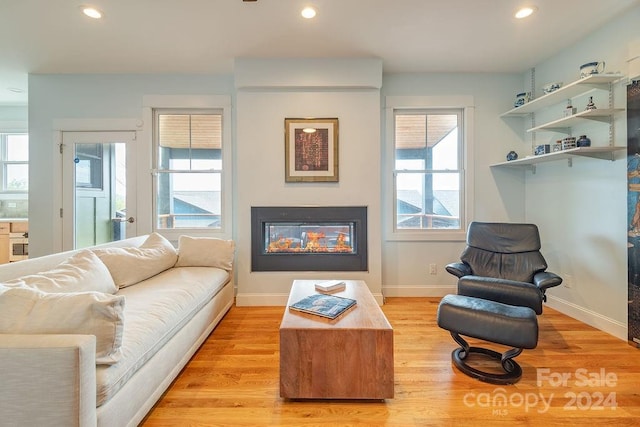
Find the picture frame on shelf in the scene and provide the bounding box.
[284,117,339,182]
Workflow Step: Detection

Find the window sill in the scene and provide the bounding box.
[385,229,466,242]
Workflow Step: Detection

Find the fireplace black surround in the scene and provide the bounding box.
[251,206,368,271]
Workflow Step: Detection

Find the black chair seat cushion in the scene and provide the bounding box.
[458,276,544,314]
[437,294,538,349]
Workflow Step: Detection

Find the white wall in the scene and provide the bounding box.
[380,73,526,296]
[520,6,640,339]
[234,59,384,305]
[0,106,28,123]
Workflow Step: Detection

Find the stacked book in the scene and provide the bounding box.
[314,280,346,292]
[289,292,356,320]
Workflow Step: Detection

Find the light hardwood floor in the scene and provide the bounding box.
[142,298,640,426]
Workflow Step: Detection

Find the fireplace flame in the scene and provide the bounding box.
[267,231,353,253]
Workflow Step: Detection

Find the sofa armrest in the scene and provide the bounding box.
[0,334,97,427]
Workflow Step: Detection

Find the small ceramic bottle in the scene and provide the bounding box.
[577,135,591,147]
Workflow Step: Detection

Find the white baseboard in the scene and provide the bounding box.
[236,292,386,306]
[236,293,289,306]
[545,295,627,341]
[382,285,455,298]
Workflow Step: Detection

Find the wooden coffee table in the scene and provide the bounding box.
[279,280,394,399]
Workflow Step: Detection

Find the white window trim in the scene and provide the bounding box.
[384,95,475,242]
[143,95,232,241]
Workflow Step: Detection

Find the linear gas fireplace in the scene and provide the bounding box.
[251,206,368,272]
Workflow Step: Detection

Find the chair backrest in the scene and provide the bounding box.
[460,222,548,283]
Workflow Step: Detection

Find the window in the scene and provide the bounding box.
[74,143,104,189]
[153,110,223,230]
[1,133,28,192]
[385,96,473,241]
[394,110,462,229]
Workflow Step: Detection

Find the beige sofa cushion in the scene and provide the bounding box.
[93,233,178,288]
[175,236,235,270]
[2,250,117,294]
[95,266,229,405]
[0,286,125,365]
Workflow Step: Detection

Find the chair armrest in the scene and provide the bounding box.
[445,262,472,278]
[458,276,544,314]
[533,271,563,292]
[0,334,97,427]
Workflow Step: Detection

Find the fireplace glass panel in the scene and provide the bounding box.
[264,222,356,254]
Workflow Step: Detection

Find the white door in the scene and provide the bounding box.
[61,131,137,250]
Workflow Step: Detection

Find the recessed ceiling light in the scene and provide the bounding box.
[81,5,103,19]
[515,6,538,19]
[301,6,317,19]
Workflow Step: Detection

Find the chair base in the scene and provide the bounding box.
[451,332,523,385]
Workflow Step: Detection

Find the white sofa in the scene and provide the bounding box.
[0,233,235,427]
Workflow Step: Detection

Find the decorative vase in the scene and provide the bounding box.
[506,151,518,161]
[577,135,591,147]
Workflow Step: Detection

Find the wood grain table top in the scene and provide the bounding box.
[280,280,392,330]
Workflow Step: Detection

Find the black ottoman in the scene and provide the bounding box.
[436,294,538,384]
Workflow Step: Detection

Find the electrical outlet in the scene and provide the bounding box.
[429,263,437,275]
[564,274,573,289]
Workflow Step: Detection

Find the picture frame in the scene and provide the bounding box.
[285,118,339,182]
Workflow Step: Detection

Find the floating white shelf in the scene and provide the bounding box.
[491,146,626,169]
[500,74,625,117]
[526,108,625,133]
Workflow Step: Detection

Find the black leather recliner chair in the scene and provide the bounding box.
[445,221,563,314]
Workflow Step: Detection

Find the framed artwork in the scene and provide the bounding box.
[285,118,339,182]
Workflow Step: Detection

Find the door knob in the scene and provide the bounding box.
[112,216,135,223]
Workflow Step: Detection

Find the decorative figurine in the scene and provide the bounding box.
[585,96,597,110]
[564,99,576,117]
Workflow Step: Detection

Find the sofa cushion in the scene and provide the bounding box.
[175,236,235,270]
[0,285,125,365]
[93,233,178,288]
[95,266,229,406]
[2,250,117,294]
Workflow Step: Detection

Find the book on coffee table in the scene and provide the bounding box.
[314,280,346,292]
[289,293,357,319]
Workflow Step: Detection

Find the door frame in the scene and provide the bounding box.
[52,119,146,252]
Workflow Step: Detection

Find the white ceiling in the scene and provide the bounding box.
[1,0,638,105]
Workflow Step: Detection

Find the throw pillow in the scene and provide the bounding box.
[175,236,235,270]
[2,250,117,294]
[0,285,125,365]
[93,232,178,288]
